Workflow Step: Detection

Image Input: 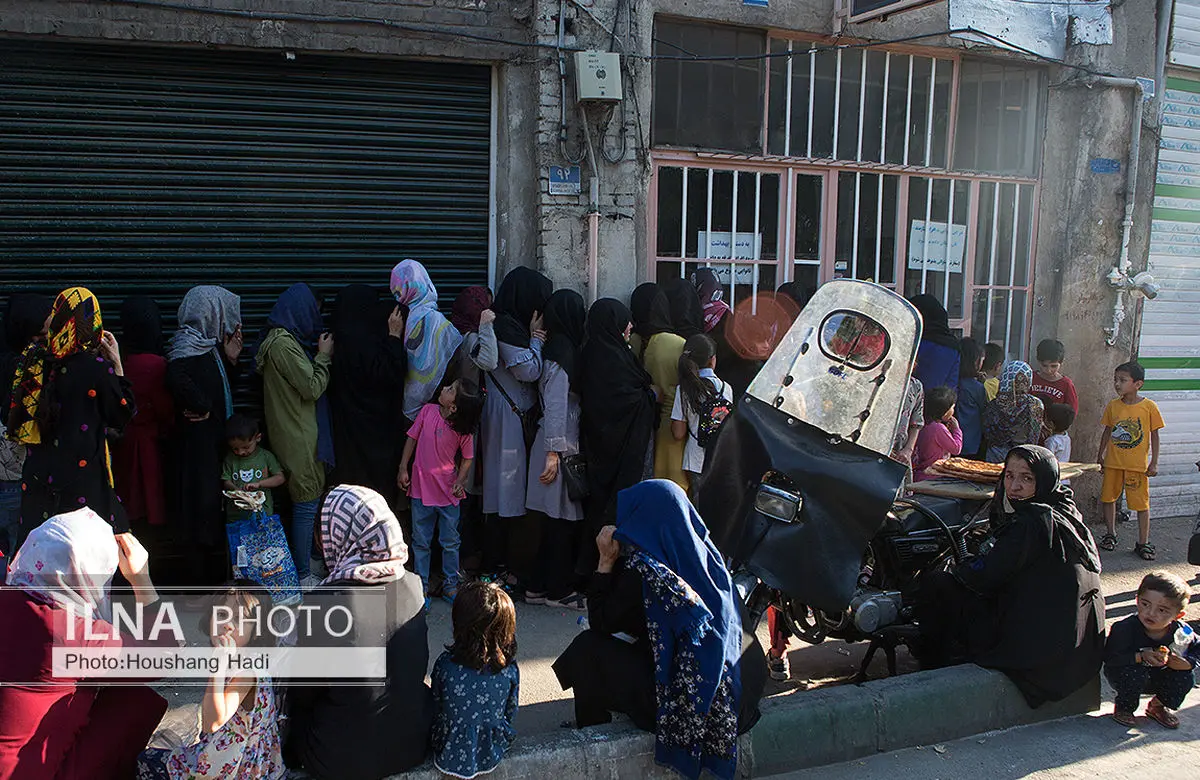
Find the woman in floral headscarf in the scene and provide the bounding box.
[285,485,434,780]
[11,288,137,536]
[982,361,1045,463]
[390,260,464,421]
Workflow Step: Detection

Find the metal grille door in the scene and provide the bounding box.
[0,40,492,327]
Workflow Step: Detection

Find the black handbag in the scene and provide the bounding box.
[560,454,590,501]
[486,372,542,452]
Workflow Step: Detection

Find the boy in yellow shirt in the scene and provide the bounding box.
[982,342,1004,401]
[1097,361,1165,559]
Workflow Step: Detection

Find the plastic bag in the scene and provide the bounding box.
[224,491,301,606]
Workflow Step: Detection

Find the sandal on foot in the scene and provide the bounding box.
[1111,709,1137,728]
[1146,697,1180,729]
[1099,533,1118,551]
[545,592,587,611]
[1134,542,1156,561]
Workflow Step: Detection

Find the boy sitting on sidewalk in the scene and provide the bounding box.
[1097,361,1164,559]
[1104,571,1198,729]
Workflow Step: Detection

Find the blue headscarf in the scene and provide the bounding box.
[265,284,335,468]
[613,480,743,780]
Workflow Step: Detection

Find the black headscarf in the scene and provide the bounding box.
[119,295,164,356]
[493,267,553,348]
[579,299,656,529]
[542,289,586,387]
[992,445,1100,574]
[910,294,959,350]
[775,282,810,311]
[2,294,53,416]
[331,284,385,341]
[630,283,672,341]
[660,278,704,339]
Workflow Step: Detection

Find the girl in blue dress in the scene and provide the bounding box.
[431,580,520,778]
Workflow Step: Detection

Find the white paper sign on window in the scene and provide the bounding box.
[698,231,762,261]
[907,220,966,273]
[707,264,760,286]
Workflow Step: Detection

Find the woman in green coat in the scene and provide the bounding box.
[256,284,334,586]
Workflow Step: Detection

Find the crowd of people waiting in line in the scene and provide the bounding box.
[0,265,1193,780]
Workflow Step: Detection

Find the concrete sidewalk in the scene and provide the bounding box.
[771,697,1200,779]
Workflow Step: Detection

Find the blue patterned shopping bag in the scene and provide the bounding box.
[226,508,301,606]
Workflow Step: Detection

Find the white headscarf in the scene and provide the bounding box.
[6,508,119,622]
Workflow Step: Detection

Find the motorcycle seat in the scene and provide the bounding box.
[893,494,963,533]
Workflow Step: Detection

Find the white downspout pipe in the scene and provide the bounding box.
[1088,76,1145,346]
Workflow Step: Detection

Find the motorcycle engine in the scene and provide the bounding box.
[849,588,904,634]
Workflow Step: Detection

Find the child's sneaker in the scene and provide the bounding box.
[1145,696,1180,729]
[442,587,458,606]
[768,652,790,681]
[424,596,432,612]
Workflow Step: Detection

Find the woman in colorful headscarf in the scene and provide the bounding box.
[329,285,408,505]
[390,260,464,421]
[479,267,552,586]
[113,296,174,532]
[982,361,1045,463]
[916,446,1104,708]
[524,289,587,609]
[628,283,687,491]
[166,285,243,584]
[285,485,434,780]
[0,510,169,778]
[553,481,765,780]
[11,288,137,535]
[255,284,334,587]
[693,268,731,333]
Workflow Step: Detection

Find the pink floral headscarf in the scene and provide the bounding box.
[319,485,409,585]
[7,508,118,621]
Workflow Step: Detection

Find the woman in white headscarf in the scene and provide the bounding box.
[166,285,243,584]
[0,509,168,779]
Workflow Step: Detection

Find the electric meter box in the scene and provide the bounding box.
[574,50,623,101]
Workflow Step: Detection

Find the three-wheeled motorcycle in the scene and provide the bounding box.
[696,280,989,679]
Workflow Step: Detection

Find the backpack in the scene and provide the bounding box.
[691,379,732,448]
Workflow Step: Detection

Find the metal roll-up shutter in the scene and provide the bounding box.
[1141,71,1200,519]
[0,39,491,338]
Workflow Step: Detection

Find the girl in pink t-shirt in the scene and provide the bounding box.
[913,386,964,481]
[398,378,484,607]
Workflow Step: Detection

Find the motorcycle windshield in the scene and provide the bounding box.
[746,280,921,457]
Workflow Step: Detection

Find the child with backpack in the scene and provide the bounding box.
[670,334,733,496]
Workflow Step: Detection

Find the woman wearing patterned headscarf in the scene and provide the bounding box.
[166,285,242,584]
[11,288,137,536]
[255,283,334,588]
[390,260,464,421]
[285,485,434,780]
[553,481,765,780]
[982,361,1045,463]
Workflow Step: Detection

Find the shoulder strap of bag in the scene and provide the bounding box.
[486,371,524,419]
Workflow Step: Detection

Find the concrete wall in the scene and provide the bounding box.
[1029,0,1161,515]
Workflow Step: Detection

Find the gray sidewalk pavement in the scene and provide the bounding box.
[772,698,1200,779]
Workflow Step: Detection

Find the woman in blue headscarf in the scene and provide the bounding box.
[553,480,764,780]
[255,283,334,586]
